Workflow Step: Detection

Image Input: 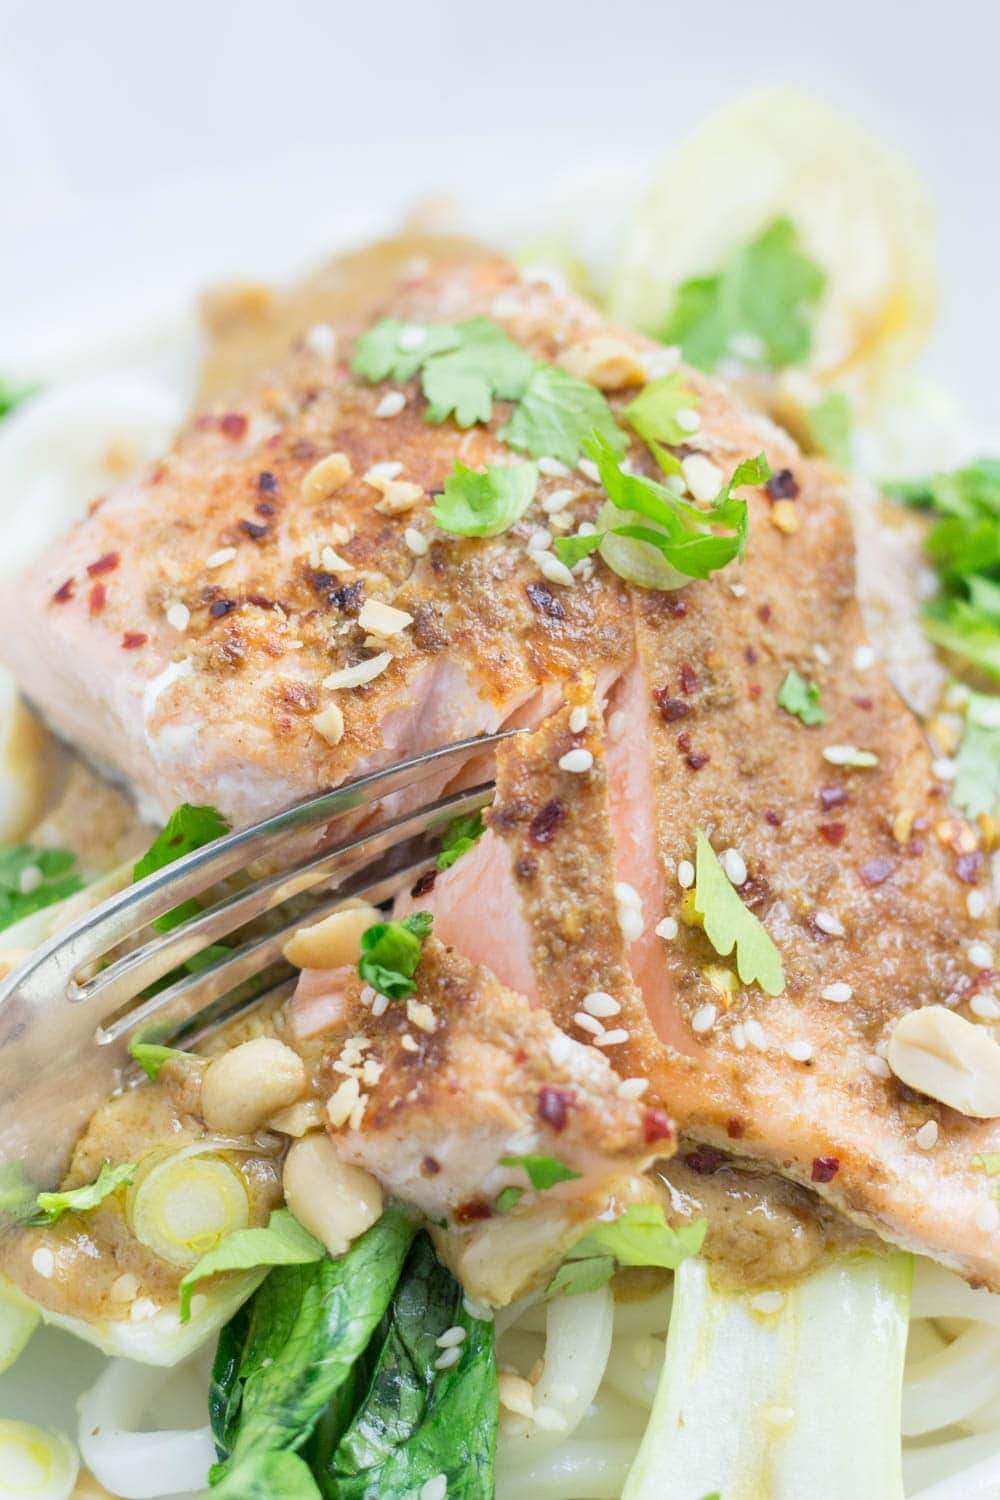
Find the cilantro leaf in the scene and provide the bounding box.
[954,693,1000,819]
[0,380,40,420]
[777,668,828,726]
[499,365,627,467]
[179,1207,325,1322]
[661,217,826,373]
[0,845,83,932]
[351,317,535,427]
[693,830,784,996]
[625,373,700,463]
[497,1154,582,1191]
[128,1038,192,1080]
[134,802,229,933]
[436,810,486,871]
[552,530,605,568]
[349,319,463,382]
[29,1160,135,1226]
[432,461,538,538]
[547,1204,706,1298]
[807,391,852,467]
[358,911,433,1000]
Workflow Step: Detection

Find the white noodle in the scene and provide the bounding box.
[77,1358,215,1498]
[495,1438,636,1500]
[601,1336,664,1408]
[903,1325,1000,1435]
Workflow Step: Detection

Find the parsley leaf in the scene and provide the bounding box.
[807,390,852,467]
[432,461,538,537]
[0,845,83,932]
[352,317,535,427]
[547,1204,706,1298]
[661,217,826,373]
[954,693,1000,819]
[128,1038,192,1080]
[777,668,828,726]
[28,1160,135,1226]
[693,830,784,996]
[134,802,229,932]
[358,911,433,1000]
[179,1207,325,1322]
[436,811,486,871]
[497,1154,582,1191]
[499,365,627,467]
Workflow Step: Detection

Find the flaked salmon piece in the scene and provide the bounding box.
[4,251,634,826]
[286,936,670,1303]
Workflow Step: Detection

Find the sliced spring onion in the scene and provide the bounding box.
[595,503,691,592]
[0,1419,78,1500]
[623,1252,912,1500]
[0,1275,39,1373]
[127,1144,250,1268]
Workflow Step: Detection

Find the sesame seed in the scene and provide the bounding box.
[533,1405,569,1432]
[543,487,576,515]
[814,910,845,937]
[916,1120,939,1150]
[681,453,725,504]
[400,1033,419,1053]
[397,325,427,352]
[371,993,389,1018]
[969,941,994,969]
[527,527,552,552]
[971,995,1000,1020]
[463,1295,493,1322]
[537,552,575,587]
[731,1022,747,1050]
[433,1345,462,1370]
[375,391,406,418]
[821,982,853,1003]
[568,705,589,733]
[420,1477,448,1500]
[17,865,42,895]
[786,1039,813,1063]
[436,1325,467,1348]
[574,1012,605,1036]
[166,602,190,631]
[205,546,237,569]
[578,459,600,483]
[675,407,701,433]
[618,1077,649,1099]
[729,582,747,598]
[619,906,644,943]
[404,527,429,557]
[608,710,627,741]
[932,756,957,782]
[749,1290,784,1314]
[366,461,403,483]
[853,645,877,671]
[304,323,337,358]
[721,848,747,886]
[584,991,621,1018]
[655,916,679,940]
[968,890,988,919]
[813,642,832,666]
[595,1028,629,1047]
[559,748,593,773]
[31,1247,54,1278]
[538,457,570,477]
[640,346,681,379]
[677,860,695,889]
[745,1019,769,1051]
[614,881,642,909]
[976,1200,1000,1233]
[129,1298,159,1322]
[692,1004,717,1034]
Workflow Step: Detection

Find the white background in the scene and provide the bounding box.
[2,0,998,426]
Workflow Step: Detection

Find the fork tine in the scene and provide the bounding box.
[84,780,492,1022]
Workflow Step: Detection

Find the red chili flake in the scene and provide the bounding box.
[529,798,566,846]
[51,577,75,604]
[655,690,691,723]
[88,582,106,616]
[859,856,895,887]
[908,837,926,858]
[121,631,148,649]
[686,751,710,771]
[643,1108,673,1144]
[246,593,276,610]
[666,597,688,618]
[454,1197,492,1224]
[765,468,799,501]
[764,808,782,826]
[748,683,761,701]
[210,599,235,619]
[420,1156,441,1176]
[726,1118,745,1139]
[513,1047,529,1065]
[257,470,279,494]
[819,786,849,810]
[685,1147,724,1174]
[220,412,248,440]
[410,869,438,898]
[811,1155,840,1183]
[538,1086,575,1132]
[744,645,758,666]
[239,519,269,540]
[852,695,874,712]
[679,663,697,694]
[515,854,538,880]
[255,499,277,517]
[676,732,691,752]
[956,852,983,885]
[819,821,847,846]
[757,603,772,624]
[525,581,566,619]
[86,550,120,577]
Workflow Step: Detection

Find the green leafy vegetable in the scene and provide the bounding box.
[28,1160,135,1226]
[211,1450,322,1500]
[954,693,1000,820]
[133,802,229,932]
[319,1233,497,1500]
[660,217,826,373]
[180,1209,325,1323]
[358,912,433,1000]
[494,1186,523,1214]
[693,830,784,996]
[128,1038,192,1080]
[807,390,852,467]
[351,317,535,427]
[0,845,82,932]
[498,365,627,467]
[432,462,538,537]
[777,668,828,726]
[436,811,486,870]
[0,380,39,420]
[497,1154,581,1190]
[209,1206,415,1487]
[625,373,699,454]
[547,1204,706,1298]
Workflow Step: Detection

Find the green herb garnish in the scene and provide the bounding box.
[0,845,83,932]
[547,1204,706,1297]
[497,1154,582,1191]
[498,363,627,466]
[0,380,39,420]
[28,1160,135,1226]
[777,668,828,726]
[693,830,784,996]
[436,811,486,871]
[954,693,1000,820]
[432,462,538,538]
[180,1208,325,1323]
[358,912,433,1000]
[128,1039,193,1080]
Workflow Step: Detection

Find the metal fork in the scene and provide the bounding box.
[0,730,518,1192]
